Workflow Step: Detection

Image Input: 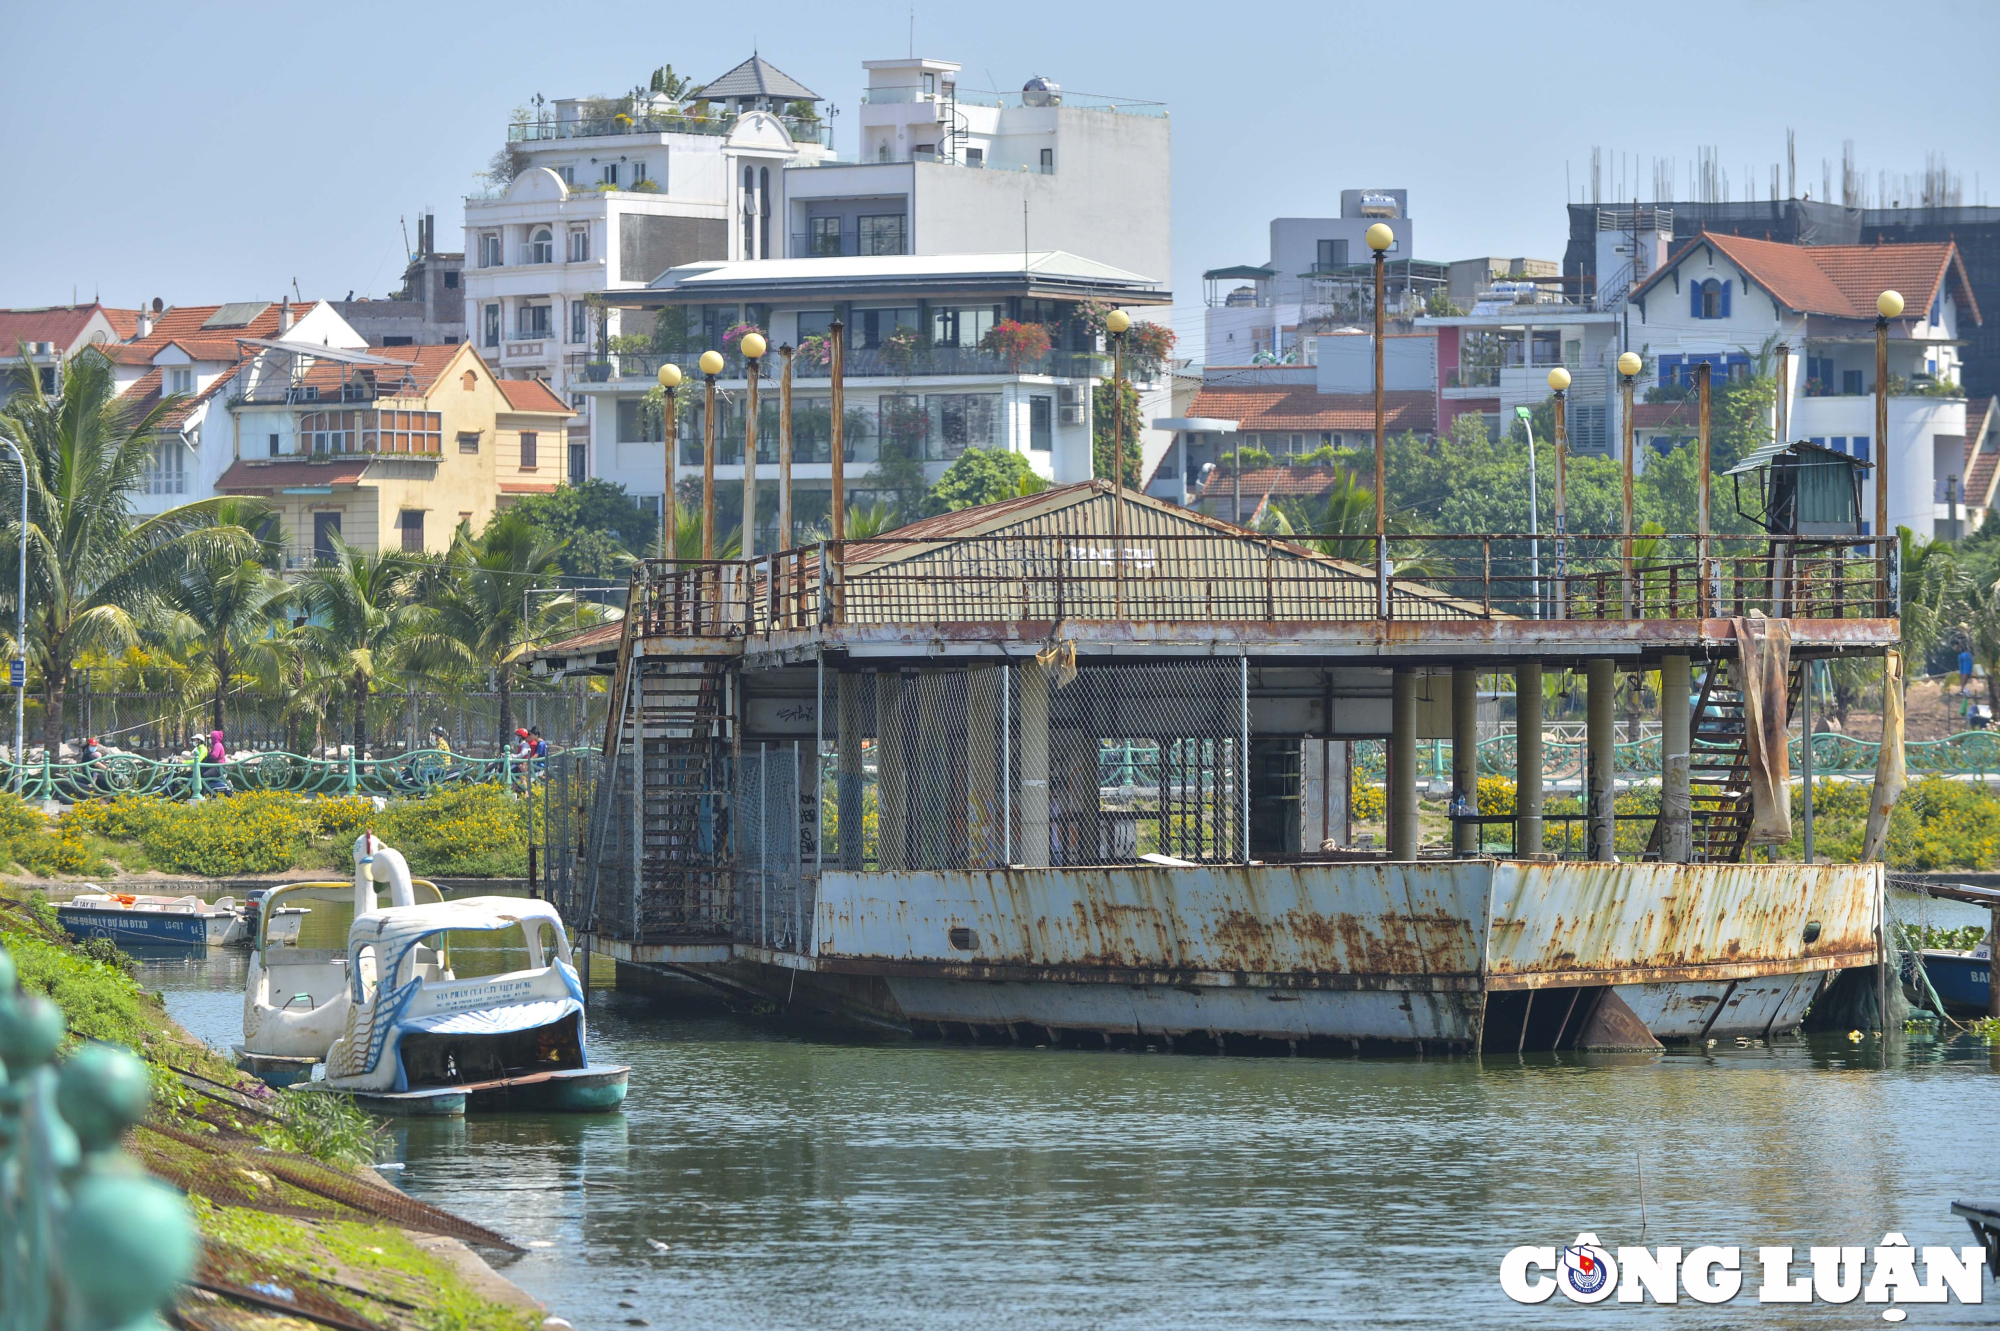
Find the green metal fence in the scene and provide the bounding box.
[0,747,538,803]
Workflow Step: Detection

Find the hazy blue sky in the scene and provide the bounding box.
[7,0,1998,357]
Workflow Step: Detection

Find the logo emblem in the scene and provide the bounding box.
[1557,1235,1617,1303]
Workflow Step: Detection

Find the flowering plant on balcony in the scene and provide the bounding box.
[881,327,927,375]
[1124,321,1177,379]
[722,322,765,350]
[979,319,1053,372]
[795,333,834,372]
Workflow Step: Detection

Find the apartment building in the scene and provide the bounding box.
[460,55,833,412]
[1202,193,1440,366]
[218,341,571,562]
[583,54,1176,534]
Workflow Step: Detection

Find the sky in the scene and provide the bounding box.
[7,0,2000,360]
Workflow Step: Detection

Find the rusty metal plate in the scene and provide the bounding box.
[1485,861,1878,987]
[813,863,1489,981]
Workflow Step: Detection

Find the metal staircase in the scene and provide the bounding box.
[587,659,736,941]
[1654,660,1804,864]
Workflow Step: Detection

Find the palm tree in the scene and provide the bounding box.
[1898,525,1968,681]
[651,498,741,560]
[158,499,287,730]
[1282,472,1436,577]
[295,538,429,758]
[404,512,573,749]
[0,353,260,751]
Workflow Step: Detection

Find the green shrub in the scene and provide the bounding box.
[141,792,318,876]
[375,783,535,878]
[1352,784,1385,821]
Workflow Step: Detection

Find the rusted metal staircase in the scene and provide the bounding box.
[1677,660,1805,864]
[586,658,736,940]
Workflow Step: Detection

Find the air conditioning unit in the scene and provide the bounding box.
[1057,383,1084,425]
[1059,404,1084,425]
[30,342,53,356]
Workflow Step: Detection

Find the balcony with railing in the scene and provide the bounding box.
[507,111,831,147]
[580,346,1103,383]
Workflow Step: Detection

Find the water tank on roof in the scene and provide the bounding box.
[1022,76,1061,107]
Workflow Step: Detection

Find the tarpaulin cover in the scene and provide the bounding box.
[400,997,579,1037]
[1735,614,1793,845]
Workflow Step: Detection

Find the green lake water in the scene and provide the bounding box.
[134,892,2000,1329]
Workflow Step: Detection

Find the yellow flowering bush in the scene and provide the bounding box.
[1351,784,1386,821]
[143,792,320,876]
[373,784,534,878]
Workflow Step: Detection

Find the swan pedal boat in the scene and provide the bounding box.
[304,894,626,1117]
[235,838,449,1087]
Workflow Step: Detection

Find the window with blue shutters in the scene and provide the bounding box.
[1693,278,1726,318]
[1719,280,1731,318]
[1691,281,1704,318]
[1852,436,1869,462]
[1832,436,1848,454]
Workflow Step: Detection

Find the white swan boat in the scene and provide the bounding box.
[234,835,448,1087]
[314,891,627,1117]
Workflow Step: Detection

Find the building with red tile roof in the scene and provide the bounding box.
[0,303,141,406]
[1627,231,1980,540]
[220,341,573,561]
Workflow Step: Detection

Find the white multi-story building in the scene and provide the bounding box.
[460,54,834,449]
[1202,192,1438,366]
[1625,231,1981,538]
[580,54,1176,540]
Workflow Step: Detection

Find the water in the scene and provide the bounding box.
[135,895,2000,1329]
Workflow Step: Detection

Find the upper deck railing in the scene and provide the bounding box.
[625,532,1900,640]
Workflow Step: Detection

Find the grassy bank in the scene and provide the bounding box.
[0,887,542,1330]
[0,783,537,880]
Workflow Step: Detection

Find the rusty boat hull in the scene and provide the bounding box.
[590,859,1880,1051]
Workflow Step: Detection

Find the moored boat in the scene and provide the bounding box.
[222,889,309,948]
[58,892,237,946]
[313,895,626,1117]
[235,834,448,1087]
[1905,947,1992,1016]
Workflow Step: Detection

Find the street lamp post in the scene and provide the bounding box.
[698,349,724,560]
[1548,366,1571,620]
[740,332,767,570]
[657,363,682,559]
[1617,351,1641,616]
[1367,222,1394,619]
[1876,289,1903,611]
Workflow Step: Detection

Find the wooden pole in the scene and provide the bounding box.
[1620,368,1635,616]
[743,354,760,561]
[1112,327,1126,618]
[829,318,846,621]
[701,374,717,560]
[1875,310,1891,606]
[778,345,794,550]
[1373,248,1387,619]
[1696,362,1712,616]
[1553,389,1568,620]
[661,384,676,558]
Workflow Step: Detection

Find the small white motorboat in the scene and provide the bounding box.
[59,892,238,946]
[314,892,626,1117]
[235,834,448,1087]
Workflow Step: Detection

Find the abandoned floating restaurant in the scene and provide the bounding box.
[538,468,1898,1054]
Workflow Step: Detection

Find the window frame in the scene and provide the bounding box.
[483,304,501,348]
[516,304,552,339]
[520,430,538,470]
[857,213,908,256]
[568,227,589,263]
[480,234,501,268]
[526,227,554,265]
[458,431,482,454]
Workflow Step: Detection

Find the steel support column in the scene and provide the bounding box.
[1660,654,1692,863]
[1516,662,1543,856]
[1452,666,1479,858]
[1587,658,1616,862]
[1390,668,1418,860]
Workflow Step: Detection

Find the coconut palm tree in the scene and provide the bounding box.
[650,498,741,560]
[157,499,287,730]
[403,512,574,749]
[0,353,260,751]
[295,537,429,758]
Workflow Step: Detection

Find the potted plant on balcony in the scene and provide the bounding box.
[1125,321,1178,380]
[881,326,928,376]
[796,332,834,374]
[980,319,1053,374]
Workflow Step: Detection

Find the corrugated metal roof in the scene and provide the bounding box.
[1723,439,1866,476]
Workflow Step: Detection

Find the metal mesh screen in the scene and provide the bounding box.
[542,747,600,922]
[819,659,1247,873]
[735,743,813,950]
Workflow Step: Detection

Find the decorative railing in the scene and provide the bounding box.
[0,748,544,803]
